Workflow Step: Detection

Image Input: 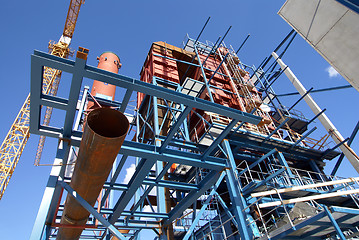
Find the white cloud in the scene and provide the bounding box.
[326,66,339,78]
[122,163,136,184]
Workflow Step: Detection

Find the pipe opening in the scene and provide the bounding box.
[87,108,129,138]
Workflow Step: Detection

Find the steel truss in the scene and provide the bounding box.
[29,36,359,240]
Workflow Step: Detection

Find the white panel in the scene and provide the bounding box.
[278,0,321,37]
[316,11,359,90]
[279,0,359,92]
[306,0,348,45]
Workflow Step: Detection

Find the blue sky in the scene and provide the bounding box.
[0,1,358,239]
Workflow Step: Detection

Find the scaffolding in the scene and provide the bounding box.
[29,32,359,240]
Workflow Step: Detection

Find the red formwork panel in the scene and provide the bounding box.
[137,41,276,142]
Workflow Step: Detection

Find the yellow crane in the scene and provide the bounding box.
[0,0,85,200]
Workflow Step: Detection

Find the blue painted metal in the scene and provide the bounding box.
[299,108,326,133]
[236,33,250,54]
[119,89,133,113]
[30,50,262,138]
[323,206,346,240]
[203,119,238,158]
[163,170,222,225]
[277,151,297,184]
[194,44,214,103]
[264,118,290,141]
[30,36,357,240]
[222,139,256,239]
[321,137,349,159]
[330,206,359,215]
[242,168,286,195]
[331,120,359,175]
[202,36,221,66]
[63,54,87,137]
[101,155,129,206]
[182,172,225,240]
[290,127,317,149]
[238,148,277,176]
[194,17,210,46]
[30,141,71,240]
[109,157,157,224]
[160,107,192,152]
[335,0,359,14]
[130,163,171,215]
[287,87,313,112]
[60,180,127,240]
[214,192,239,228]
[276,85,353,97]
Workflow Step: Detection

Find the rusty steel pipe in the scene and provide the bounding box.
[57,107,129,240]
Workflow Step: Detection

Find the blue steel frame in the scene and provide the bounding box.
[30,33,359,240]
[29,48,262,239]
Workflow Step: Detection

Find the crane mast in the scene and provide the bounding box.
[0,0,84,200]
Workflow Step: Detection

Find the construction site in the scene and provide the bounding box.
[1,1,359,239]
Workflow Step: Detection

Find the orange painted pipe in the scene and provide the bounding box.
[88,52,121,109]
[57,107,129,240]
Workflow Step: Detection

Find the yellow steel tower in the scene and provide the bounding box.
[0,0,84,200]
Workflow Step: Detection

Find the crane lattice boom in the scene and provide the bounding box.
[0,0,84,200]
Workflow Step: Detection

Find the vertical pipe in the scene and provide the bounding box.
[88,52,121,109]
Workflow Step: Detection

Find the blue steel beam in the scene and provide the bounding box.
[163,170,221,225]
[152,88,166,217]
[119,89,133,113]
[194,44,214,102]
[276,85,353,97]
[214,192,239,228]
[203,119,239,158]
[287,88,313,112]
[30,50,261,134]
[194,17,210,45]
[299,108,326,133]
[30,141,71,240]
[55,138,226,171]
[59,180,127,240]
[321,137,349,159]
[159,106,192,152]
[263,118,290,142]
[102,179,199,192]
[236,33,251,54]
[130,163,172,215]
[222,139,254,239]
[242,168,286,196]
[109,157,157,224]
[238,148,277,176]
[182,172,226,240]
[332,120,359,175]
[323,206,346,240]
[290,127,317,149]
[63,53,87,137]
[40,95,69,110]
[30,55,44,136]
[101,155,129,206]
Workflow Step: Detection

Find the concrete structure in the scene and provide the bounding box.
[278,0,359,91]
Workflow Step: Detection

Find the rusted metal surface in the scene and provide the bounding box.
[57,107,129,240]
